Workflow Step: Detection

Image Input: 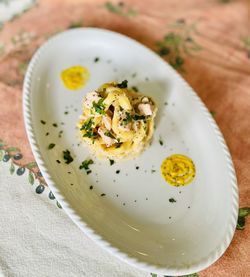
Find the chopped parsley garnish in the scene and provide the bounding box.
[94,57,100,63]
[62,149,73,164]
[169,198,176,203]
[89,185,93,190]
[115,142,122,148]
[109,159,115,166]
[123,113,146,125]
[40,120,46,124]
[56,159,61,164]
[64,111,68,115]
[159,137,164,146]
[45,132,49,136]
[133,114,146,120]
[81,118,96,139]
[164,102,168,106]
[86,170,92,175]
[83,130,97,139]
[58,130,63,138]
[122,112,133,125]
[48,143,55,149]
[116,170,120,174]
[100,193,106,197]
[79,159,94,170]
[92,98,106,114]
[151,169,156,173]
[132,86,138,92]
[117,80,128,88]
[104,131,115,139]
[52,123,58,127]
[136,166,139,170]
[81,118,94,131]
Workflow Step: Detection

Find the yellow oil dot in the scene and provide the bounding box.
[161,154,196,186]
[60,65,89,90]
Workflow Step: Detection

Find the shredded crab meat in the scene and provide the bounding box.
[138,103,153,116]
[78,81,157,159]
[83,91,101,109]
[97,126,116,147]
[102,115,112,131]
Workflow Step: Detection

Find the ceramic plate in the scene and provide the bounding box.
[23,28,238,276]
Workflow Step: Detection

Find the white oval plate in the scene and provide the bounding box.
[23,28,238,276]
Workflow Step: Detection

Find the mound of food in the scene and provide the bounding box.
[78,80,157,159]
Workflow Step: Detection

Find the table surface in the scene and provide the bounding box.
[0,0,249,276]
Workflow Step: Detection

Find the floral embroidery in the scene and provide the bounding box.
[104,1,137,17]
[210,111,216,117]
[237,207,250,230]
[0,42,4,57]
[11,31,36,48]
[68,21,83,29]
[242,36,250,59]
[0,139,62,208]
[156,20,202,71]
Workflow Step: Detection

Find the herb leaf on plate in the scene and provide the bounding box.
[63,149,74,164]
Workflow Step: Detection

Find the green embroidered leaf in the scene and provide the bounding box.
[0,42,4,56]
[239,207,250,217]
[68,21,83,29]
[219,0,231,3]
[0,149,4,161]
[36,184,45,194]
[104,2,137,17]
[3,154,10,162]
[9,162,15,175]
[237,216,245,230]
[156,22,201,72]
[6,147,21,153]
[104,2,121,14]
[56,201,62,209]
[18,62,28,76]
[13,153,23,160]
[210,111,216,117]
[26,161,38,169]
[127,8,137,17]
[0,139,5,148]
[242,37,250,48]
[28,171,34,185]
[49,191,55,200]
[236,207,250,230]
[16,167,25,175]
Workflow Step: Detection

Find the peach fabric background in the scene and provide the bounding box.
[0,0,249,276]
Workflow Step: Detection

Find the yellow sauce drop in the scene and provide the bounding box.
[60,66,89,90]
[161,154,196,186]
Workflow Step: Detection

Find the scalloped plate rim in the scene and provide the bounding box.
[22,27,239,276]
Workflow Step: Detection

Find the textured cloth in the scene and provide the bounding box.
[0,161,147,277]
[0,0,250,276]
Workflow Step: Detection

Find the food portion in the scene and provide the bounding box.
[78,80,157,159]
[161,154,196,186]
[61,66,90,90]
